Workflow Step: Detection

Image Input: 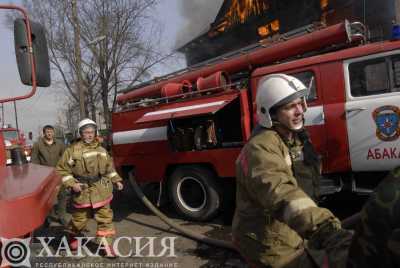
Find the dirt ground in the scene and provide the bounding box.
[27,185,367,268]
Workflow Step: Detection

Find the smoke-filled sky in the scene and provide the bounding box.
[175,0,224,48]
[0,0,223,140]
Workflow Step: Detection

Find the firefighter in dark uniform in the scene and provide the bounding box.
[56,119,123,257]
[346,166,400,268]
[232,73,400,267]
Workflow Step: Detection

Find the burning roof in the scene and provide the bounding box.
[178,0,397,66]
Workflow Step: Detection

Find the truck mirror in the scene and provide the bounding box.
[14,19,50,87]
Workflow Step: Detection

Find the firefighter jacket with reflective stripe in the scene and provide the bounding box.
[56,140,122,208]
[232,128,340,267]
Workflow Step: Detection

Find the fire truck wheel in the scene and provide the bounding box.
[168,166,221,221]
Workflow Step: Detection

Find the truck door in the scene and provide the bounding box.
[290,69,326,156]
[344,50,400,171]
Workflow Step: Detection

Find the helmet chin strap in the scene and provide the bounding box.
[272,117,305,133]
[291,120,305,132]
[82,137,96,144]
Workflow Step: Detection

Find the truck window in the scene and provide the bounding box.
[291,71,317,101]
[391,55,400,89]
[2,130,18,140]
[349,57,391,97]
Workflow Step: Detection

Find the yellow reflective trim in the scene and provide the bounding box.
[285,153,292,166]
[82,151,98,158]
[62,175,74,183]
[107,172,118,178]
[67,157,74,166]
[283,197,317,223]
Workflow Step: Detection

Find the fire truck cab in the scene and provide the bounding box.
[0,4,58,251]
[112,21,400,221]
[251,36,400,194]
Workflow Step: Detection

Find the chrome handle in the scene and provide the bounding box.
[346,107,367,113]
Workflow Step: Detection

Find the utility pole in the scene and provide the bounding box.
[13,101,19,132]
[71,0,86,119]
[0,103,4,126]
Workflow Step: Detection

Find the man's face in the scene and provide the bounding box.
[81,126,96,144]
[276,98,305,131]
[44,128,54,140]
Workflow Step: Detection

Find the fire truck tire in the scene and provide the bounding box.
[168,166,221,221]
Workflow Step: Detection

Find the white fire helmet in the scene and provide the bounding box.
[77,118,97,137]
[256,73,308,128]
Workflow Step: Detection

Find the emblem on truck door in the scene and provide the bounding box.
[372,106,400,141]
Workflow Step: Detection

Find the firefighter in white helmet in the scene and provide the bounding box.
[232,74,353,267]
[56,118,123,257]
[255,73,320,199]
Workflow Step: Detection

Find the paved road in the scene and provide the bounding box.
[29,187,246,268]
[23,184,366,268]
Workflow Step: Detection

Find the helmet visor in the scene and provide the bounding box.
[273,88,308,108]
[80,124,97,132]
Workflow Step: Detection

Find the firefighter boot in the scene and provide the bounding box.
[95,205,116,258]
[68,235,79,251]
[97,236,117,258]
[103,243,117,258]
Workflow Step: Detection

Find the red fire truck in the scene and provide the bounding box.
[112,20,400,221]
[1,125,32,164]
[0,3,58,251]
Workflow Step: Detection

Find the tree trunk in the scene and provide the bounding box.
[101,79,110,129]
[87,85,96,122]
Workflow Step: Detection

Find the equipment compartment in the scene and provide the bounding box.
[167,98,243,152]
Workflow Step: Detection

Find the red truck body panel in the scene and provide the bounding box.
[0,133,6,166]
[0,164,60,238]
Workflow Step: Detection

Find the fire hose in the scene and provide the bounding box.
[128,172,361,251]
[128,172,237,251]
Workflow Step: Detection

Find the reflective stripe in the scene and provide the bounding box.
[285,153,292,166]
[73,195,113,209]
[67,157,74,166]
[92,195,113,208]
[107,172,118,179]
[113,126,167,145]
[62,175,74,183]
[83,151,98,158]
[96,229,116,237]
[283,197,317,223]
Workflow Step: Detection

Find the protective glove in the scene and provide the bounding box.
[308,218,353,250]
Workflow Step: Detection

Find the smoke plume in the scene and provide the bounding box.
[175,0,224,49]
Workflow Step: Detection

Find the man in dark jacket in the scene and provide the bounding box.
[32,125,67,225]
[31,125,65,166]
